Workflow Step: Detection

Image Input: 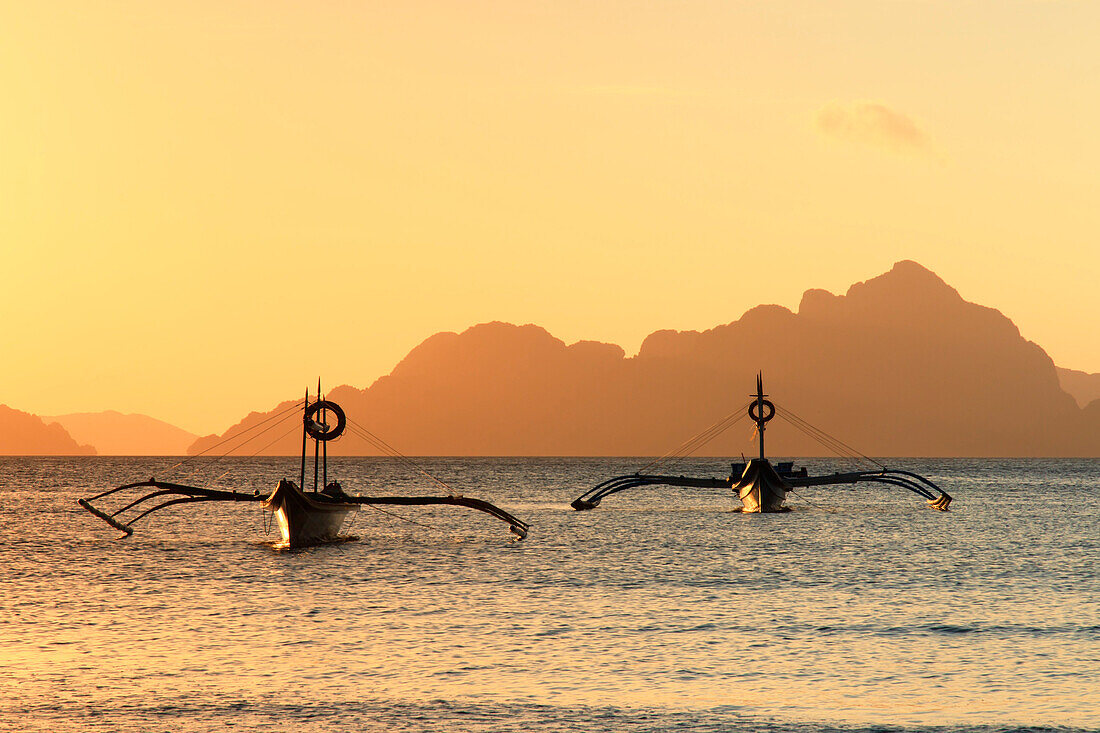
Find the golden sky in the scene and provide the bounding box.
[2,1,1098,434]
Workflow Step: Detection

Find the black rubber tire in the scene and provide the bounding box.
[749,399,775,423]
[304,400,346,441]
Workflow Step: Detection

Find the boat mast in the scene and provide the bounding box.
[300,388,308,489]
[313,379,321,492]
[750,372,775,461]
[320,378,327,491]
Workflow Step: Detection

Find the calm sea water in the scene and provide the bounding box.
[1,456,1097,732]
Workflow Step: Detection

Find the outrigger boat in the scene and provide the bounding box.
[79,388,529,547]
[571,374,952,513]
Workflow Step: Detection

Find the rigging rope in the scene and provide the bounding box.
[161,400,304,479]
[778,417,865,469]
[337,417,503,538]
[783,484,836,513]
[342,421,515,539]
[636,401,753,475]
[175,407,302,483]
[358,502,441,533]
[773,405,885,470]
[775,411,859,464]
[209,420,305,487]
[343,418,459,496]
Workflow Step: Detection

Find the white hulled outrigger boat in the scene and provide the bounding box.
[79,386,529,548]
[571,374,952,514]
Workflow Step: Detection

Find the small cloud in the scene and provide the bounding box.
[815,101,929,152]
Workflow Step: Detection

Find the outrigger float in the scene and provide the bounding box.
[571,374,952,513]
[79,388,529,547]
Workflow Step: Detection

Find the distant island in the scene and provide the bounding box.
[185,261,1100,458]
[4,260,1100,457]
[42,412,199,456]
[0,405,95,455]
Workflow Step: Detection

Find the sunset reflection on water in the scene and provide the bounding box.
[2,457,1097,732]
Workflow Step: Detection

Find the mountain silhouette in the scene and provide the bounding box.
[190,261,1100,458]
[1056,367,1100,409]
[43,411,199,456]
[0,405,96,455]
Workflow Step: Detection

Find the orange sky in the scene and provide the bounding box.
[2,1,1098,435]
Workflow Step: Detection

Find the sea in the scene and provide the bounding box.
[1,456,1097,732]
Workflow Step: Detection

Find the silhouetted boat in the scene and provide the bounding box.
[571,374,952,513]
[79,387,529,547]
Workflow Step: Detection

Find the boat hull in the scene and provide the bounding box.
[262,479,356,548]
[732,458,789,513]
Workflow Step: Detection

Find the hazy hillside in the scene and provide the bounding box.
[1056,367,1100,409]
[190,261,1100,457]
[44,411,199,455]
[0,405,96,455]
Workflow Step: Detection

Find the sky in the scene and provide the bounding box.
[2,0,1098,435]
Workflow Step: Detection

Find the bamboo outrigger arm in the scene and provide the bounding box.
[78,480,530,539]
[787,469,952,508]
[78,480,264,535]
[571,474,727,510]
[349,496,530,539]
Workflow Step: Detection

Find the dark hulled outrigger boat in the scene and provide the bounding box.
[79,388,529,547]
[571,374,952,513]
